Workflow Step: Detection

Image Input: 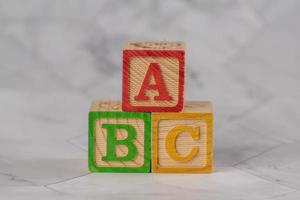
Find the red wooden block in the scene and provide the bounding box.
[122,41,185,112]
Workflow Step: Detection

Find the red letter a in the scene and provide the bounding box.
[134,63,172,101]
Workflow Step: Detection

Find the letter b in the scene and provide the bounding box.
[101,124,137,161]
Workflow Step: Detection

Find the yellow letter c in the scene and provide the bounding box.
[165,125,200,162]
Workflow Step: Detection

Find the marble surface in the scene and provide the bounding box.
[0,0,300,199]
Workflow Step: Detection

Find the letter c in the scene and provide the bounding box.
[165,125,200,162]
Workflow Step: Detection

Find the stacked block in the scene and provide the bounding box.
[152,101,213,173]
[88,41,213,173]
[88,101,151,172]
[122,41,184,112]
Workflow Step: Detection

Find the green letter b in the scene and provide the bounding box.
[101,124,137,161]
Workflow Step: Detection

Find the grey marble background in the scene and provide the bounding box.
[0,0,300,199]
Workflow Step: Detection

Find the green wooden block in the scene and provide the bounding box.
[88,101,151,173]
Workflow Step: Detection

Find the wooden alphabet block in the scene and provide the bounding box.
[88,100,151,173]
[151,101,213,173]
[122,41,185,112]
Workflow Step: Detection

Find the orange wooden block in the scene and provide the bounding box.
[151,101,213,173]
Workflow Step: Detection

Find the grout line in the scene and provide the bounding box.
[233,166,298,191]
[44,185,68,195]
[45,173,90,187]
[0,172,36,186]
[268,190,300,199]
[66,138,87,153]
[67,134,86,141]
[232,144,282,167]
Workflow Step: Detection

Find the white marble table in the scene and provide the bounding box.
[0,0,300,199]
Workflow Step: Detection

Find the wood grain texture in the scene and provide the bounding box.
[88,100,151,173]
[122,41,185,112]
[124,41,185,50]
[94,118,144,167]
[90,100,122,112]
[152,101,213,173]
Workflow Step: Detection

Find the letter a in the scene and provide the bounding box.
[134,63,172,101]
